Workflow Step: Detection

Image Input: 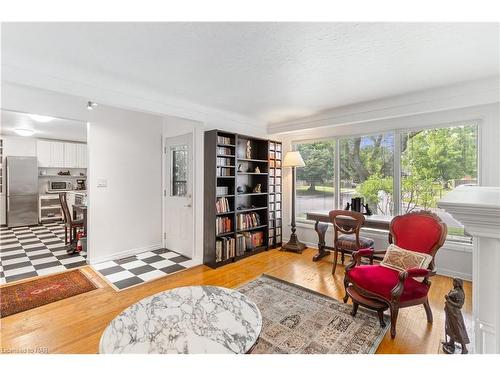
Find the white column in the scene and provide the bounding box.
[439,186,500,354]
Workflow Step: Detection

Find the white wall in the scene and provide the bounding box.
[272,79,500,281]
[87,105,164,264]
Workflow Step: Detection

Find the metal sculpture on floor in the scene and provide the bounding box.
[442,278,470,354]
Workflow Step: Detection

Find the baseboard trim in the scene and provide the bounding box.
[88,243,163,264]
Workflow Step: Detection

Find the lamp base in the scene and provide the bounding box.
[281,233,306,254]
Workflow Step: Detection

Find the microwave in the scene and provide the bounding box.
[48,181,72,191]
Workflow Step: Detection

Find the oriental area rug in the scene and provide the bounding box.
[238,274,390,354]
[0,269,98,318]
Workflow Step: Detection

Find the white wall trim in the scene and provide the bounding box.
[269,77,499,134]
[88,243,163,265]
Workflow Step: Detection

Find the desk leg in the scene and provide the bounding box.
[313,221,330,262]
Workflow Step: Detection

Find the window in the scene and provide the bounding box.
[401,125,477,240]
[293,140,335,220]
[170,145,188,196]
[293,123,478,242]
[339,133,394,215]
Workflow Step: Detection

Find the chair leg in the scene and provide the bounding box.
[351,302,359,317]
[343,277,350,303]
[65,227,68,245]
[423,299,433,324]
[377,310,386,328]
[341,251,345,265]
[332,250,339,274]
[390,305,399,339]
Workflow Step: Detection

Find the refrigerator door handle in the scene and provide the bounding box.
[6,165,10,196]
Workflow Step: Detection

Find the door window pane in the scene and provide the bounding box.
[401,125,477,241]
[340,133,394,215]
[171,145,188,196]
[293,140,335,220]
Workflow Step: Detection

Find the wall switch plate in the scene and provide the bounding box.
[97,179,108,188]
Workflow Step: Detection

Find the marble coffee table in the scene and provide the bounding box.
[99,285,262,354]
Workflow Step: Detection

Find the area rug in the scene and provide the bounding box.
[0,269,98,318]
[237,274,390,354]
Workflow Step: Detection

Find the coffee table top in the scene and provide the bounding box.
[99,285,262,354]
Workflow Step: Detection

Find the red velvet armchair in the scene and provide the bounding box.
[343,211,447,338]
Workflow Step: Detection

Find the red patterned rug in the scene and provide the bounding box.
[0,269,98,318]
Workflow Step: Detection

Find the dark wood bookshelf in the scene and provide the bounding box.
[204,129,279,268]
[268,140,283,248]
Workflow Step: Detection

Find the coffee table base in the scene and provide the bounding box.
[347,286,388,328]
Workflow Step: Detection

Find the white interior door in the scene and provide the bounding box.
[164,133,193,258]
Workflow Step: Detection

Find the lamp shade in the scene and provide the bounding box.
[283,151,305,167]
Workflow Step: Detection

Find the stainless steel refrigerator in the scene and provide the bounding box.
[6,156,39,227]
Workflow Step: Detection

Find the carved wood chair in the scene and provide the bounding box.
[343,210,447,338]
[59,192,84,245]
[329,210,375,275]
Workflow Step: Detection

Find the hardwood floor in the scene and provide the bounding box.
[0,247,472,354]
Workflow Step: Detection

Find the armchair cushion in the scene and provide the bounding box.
[348,264,430,302]
[337,234,374,250]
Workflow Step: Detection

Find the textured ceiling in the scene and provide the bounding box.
[1,22,499,125]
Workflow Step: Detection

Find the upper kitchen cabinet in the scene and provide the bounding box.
[64,143,78,168]
[77,144,88,169]
[37,140,87,168]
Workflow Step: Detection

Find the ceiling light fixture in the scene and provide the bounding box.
[87,101,98,110]
[28,114,54,123]
[14,128,35,137]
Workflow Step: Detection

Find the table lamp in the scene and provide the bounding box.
[281,151,306,253]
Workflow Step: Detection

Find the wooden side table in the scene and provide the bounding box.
[347,286,389,328]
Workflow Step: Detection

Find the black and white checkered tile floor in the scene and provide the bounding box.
[0,222,87,285]
[92,248,196,290]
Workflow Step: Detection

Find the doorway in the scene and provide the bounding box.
[163,133,194,259]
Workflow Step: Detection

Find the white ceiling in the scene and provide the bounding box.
[0,110,87,142]
[1,22,499,125]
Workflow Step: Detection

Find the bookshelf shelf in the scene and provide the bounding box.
[204,130,279,268]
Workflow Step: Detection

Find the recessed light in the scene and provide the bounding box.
[14,128,35,137]
[28,114,54,123]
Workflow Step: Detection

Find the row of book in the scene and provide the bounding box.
[239,231,264,251]
[216,157,233,166]
[215,236,235,262]
[269,143,282,152]
[217,146,234,156]
[269,168,282,177]
[237,212,261,230]
[217,135,234,145]
[216,186,230,196]
[216,167,234,176]
[216,216,232,235]
[216,197,231,214]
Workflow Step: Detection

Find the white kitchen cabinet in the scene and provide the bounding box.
[37,140,52,167]
[51,142,64,167]
[64,143,79,168]
[77,143,88,168]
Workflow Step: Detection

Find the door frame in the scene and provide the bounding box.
[162,131,196,259]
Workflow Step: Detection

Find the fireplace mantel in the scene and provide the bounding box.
[439,185,500,354]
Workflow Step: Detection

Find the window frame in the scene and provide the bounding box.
[291,120,480,242]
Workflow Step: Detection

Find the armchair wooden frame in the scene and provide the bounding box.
[343,210,447,338]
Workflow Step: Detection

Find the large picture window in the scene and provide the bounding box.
[339,133,394,215]
[294,140,335,220]
[293,123,478,242]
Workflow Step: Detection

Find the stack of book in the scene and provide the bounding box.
[237,212,261,230]
[217,157,233,166]
[216,186,229,195]
[240,231,264,251]
[217,135,233,145]
[216,216,232,235]
[217,147,233,156]
[216,167,233,176]
[216,236,235,262]
[216,197,231,213]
